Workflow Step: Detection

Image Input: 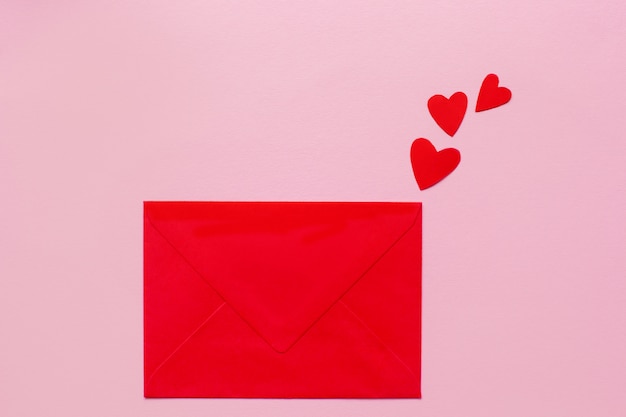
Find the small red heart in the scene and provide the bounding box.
[476,74,511,112]
[427,92,467,137]
[410,138,460,190]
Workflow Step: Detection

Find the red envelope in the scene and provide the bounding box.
[144,202,422,398]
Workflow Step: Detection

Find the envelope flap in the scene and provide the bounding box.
[145,202,420,353]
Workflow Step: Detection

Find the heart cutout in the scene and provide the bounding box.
[476,74,511,112]
[427,92,467,137]
[410,138,460,190]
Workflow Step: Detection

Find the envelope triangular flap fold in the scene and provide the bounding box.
[145,202,420,353]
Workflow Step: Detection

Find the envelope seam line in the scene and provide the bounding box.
[145,213,226,295]
[145,213,293,352]
[339,300,420,384]
[146,302,226,389]
[275,208,421,353]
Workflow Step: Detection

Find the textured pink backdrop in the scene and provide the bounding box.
[1,1,625,416]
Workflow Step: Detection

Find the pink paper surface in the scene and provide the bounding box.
[1,1,625,416]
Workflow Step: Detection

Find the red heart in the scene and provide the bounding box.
[427,92,467,137]
[410,138,461,190]
[476,74,511,112]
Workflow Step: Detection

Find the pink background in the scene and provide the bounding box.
[1,1,625,416]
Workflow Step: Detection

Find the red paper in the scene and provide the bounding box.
[427,91,467,136]
[144,202,422,398]
[410,138,461,190]
[476,74,511,111]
